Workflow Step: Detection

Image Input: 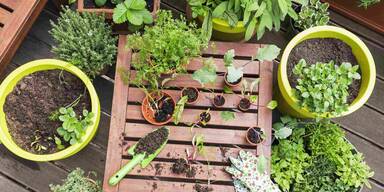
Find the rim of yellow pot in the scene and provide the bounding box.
[0,59,100,161]
[197,16,246,33]
[278,25,376,118]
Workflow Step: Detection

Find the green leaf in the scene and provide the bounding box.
[223,10,239,27]
[212,1,228,17]
[275,127,293,139]
[255,45,281,62]
[68,0,77,4]
[59,107,67,114]
[127,0,146,10]
[249,78,260,94]
[223,85,234,94]
[192,58,217,86]
[140,9,153,24]
[220,111,236,121]
[267,100,278,109]
[224,49,235,67]
[126,10,143,25]
[94,0,107,7]
[257,155,268,174]
[113,3,128,24]
[249,95,258,103]
[172,96,188,125]
[244,17,257,41]
[278,0,288,16]
[226,66,243,83]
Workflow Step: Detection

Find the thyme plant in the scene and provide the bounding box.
[294,0,330,30]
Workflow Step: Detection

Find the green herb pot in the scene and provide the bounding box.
[0,59,100,161]
[277,26,376,118]
[197,16,249,42]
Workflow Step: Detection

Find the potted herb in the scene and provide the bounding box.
[238,79,259,112]
[187,0,301,41]
[141,89,176,125]
[289,0,330,36]
[181,87,200,104]
[212,94,226,108]
[0,59,100,161]
[199,109,211,125]
[50,7,117,79]
[127,10,209,90]
[246,127,265,145]
[223,49,243,87]
[50,168,102,192]
[277,26,376,118]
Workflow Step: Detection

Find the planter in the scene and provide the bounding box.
[0,59,100,161]
[287,6,302,39]
[277,26,376,118]
[224,72,243,87]
[246,127,265,146]
[181,87,199,104]
[199,111,211,124]
[212,94,226,107]
[141,91,175,125]
[238,98,251,112]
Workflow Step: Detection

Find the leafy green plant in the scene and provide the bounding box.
[294,0,330,31]
[127,10,208,89]
[240,78,259,103]
[253,44,281,62]
[220,111,236,121]
[50,7,117,78]
[172,96,189,125]
[224,49,243,84]
[50,168,102,192]
[359,0,380,8]
[56,107,94,145]
[192,58,218,86]
[188,0,301,40]
[272,116,297,139]
[113,0,153,27]
[293,59,361,116]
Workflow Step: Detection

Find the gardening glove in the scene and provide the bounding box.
[225,150,281,192]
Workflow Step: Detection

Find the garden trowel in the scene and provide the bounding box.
[109,127,169,186]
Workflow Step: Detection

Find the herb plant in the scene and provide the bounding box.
[113,0,153,27]
[294,0,330,31]
[188,0,300,40]
[50,168,102,192]
[127,10,208,89]
[192,58,218,86]
[359,0,380,8]
[50,7,117,78]
[224,49,243,84]
[56,107,94,145]
[293,59,361,116]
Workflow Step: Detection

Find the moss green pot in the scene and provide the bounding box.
[0,59,100,161]
[277,26,376,118]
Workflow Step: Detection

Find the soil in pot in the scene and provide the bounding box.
[225,73,242,86]
[134,127,168,155]
[287,38,361,103]
[199,112,211,123]
[247,127,264,144]
[238,98,251,111]
[4,70,91,154]
[213,95,225,107]
[152,95,175,123]
[194,184,213,192]
[182,87,199,103]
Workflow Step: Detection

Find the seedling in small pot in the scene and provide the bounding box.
[223,49,243,87]
[246,127,266,145]
[199,108,211,125]
[212,94,226,107]
[141,88,176,125]
[238,79,260,112]
[181,87,199,104]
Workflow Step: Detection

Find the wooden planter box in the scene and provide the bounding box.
[77,0,160,19]
[103,35,274,192]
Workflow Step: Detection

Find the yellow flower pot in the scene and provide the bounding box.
[0,59,100,161]
[277,26,376,118]
[197,17,248,41]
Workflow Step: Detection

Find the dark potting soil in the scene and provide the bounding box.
[248,128,263,144]
[182,88,198,103]
[194,184,213,192]
[199,112,211,123]
[171,158,197,178]
[134,127,168,156]
[239,98,251,110]
[213,95,225,106]
[153,96,174,122]
[154,163,163,175]
[4,70,91,154]
[287,38,361,104]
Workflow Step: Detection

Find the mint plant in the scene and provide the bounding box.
[293,59,361,116]
[113,0,153,27]
[188,0,301,40]
[50,168,102,192]
[294,0,330,30]
[56,107,94,145]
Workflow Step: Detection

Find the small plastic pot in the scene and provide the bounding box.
[212,94,225,108]
[238,98,251,112]
[224,72,243,87]
[181,87,199,104]
[287,6,302,39]
[141,91,175,125]
[246,127,265,146]
[199,111,211,124]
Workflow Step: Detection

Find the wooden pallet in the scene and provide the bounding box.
[103,35,274,192]
[0,0,47,74]
[77,0,160,19]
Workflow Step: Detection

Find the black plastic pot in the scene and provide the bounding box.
[287,6,303,39]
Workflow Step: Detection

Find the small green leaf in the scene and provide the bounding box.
[226,66,243,83]
[192,58,217,86]
[126,10,143,25]
[249,95,258,103]
[257,155,267,174]
[255,45,281,62]
[94,0,107,7]
[172,96,188,125]
[267,100,278,109]
[275,127,293,139]
[212,1,228,17]
[113,3,128,24]
[223,85,234,94]
[224,49,235,67]
[220,111,236,121]
[59,107,67,114]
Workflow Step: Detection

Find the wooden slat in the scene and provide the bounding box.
[124,160,231,181]
[124,123,251,146]
[103,35,131,192]
[0,0,22,10]
[0,7,12,25]
[126,105,258,128]
[119,179,235,192]
[127,87,258,110]
[367,78,384,112]
[0,174,30,192]
[204,41,260,57]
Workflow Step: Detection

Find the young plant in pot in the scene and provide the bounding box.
[223,49,243,87]
[141,87,176,125]
[238,79,260,112]
[289,0,329,37]
[181,87,200,104]
[246,127,266,145]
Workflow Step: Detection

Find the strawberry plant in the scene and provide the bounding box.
[113,0,153,27]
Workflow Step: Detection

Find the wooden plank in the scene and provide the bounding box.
[0,0,22,10]
[0,174,30,192]
[103,35,131,192]
[119,179,235,192]
[204,41,260,57]
[0,7,12,25]
[124,160,231,181]
[362,181,384,192]
[124,123,251,146]
[126,105,258,128]
[189,58,259,75]
[127,87,258,110]
[367,78,384,112]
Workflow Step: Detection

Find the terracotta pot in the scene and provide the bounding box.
[224,72,243,87]
[238,98,251,112]
[246,127,265,146]
[141,91,175,125]
[212,94,225,108]
[181,87,199,104]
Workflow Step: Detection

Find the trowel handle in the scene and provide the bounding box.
[109,153,145,186]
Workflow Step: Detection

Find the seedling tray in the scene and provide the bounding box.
[103,35,274,192]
